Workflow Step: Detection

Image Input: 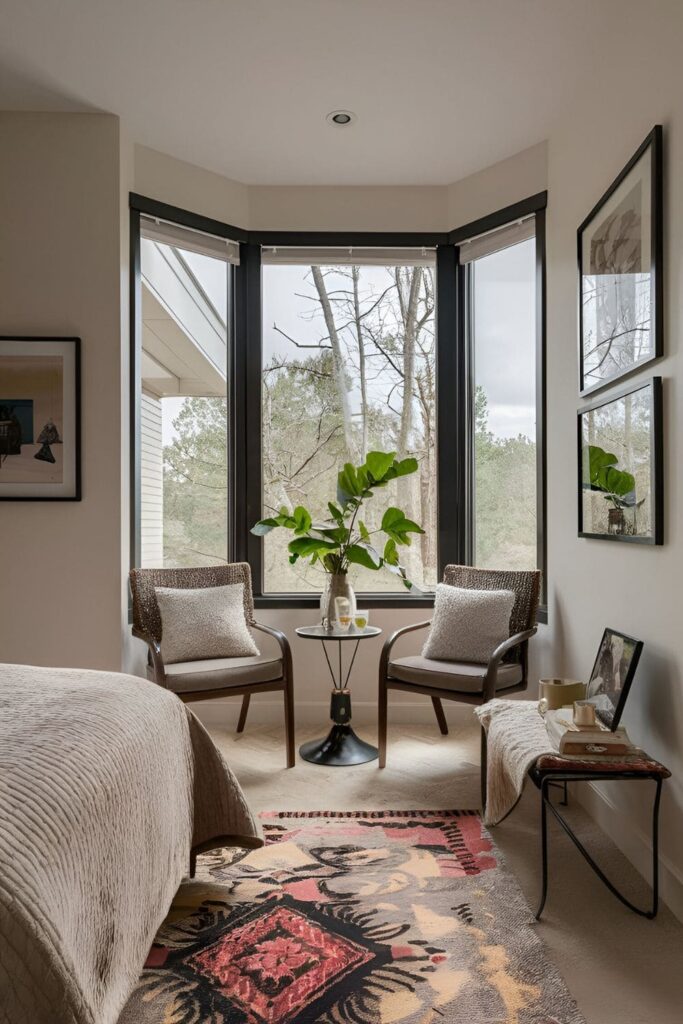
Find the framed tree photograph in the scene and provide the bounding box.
[578,125,662,396]
[578,376,662,544]
[0,336,81,500]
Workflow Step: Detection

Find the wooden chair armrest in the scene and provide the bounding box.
[483,627,537,701]
[380,619,432,674]
[133,630,167,685]
[252,620,293,677]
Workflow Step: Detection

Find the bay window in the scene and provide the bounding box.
[131,193,546,611]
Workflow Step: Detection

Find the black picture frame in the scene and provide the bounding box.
[577,376,662,545]
[578,125,663,397]
[586,627,644,729]
[0,336,81,501]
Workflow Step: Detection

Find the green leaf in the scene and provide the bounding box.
[287,537,339,559]
[381,507,404,532]
[359,520,370,542]
[250,517,279,536]
[337,463,362,503]
[365,451,396,482]
[328,502,344,524]
[383,538,399,565]
[312,525,348,544]
[346,543,381,570]
[293,505,312,535]
[381,506,426,545]
[585,445,635,497]
[393,456,419,477]
[600,465,636,497]
[383,456,419,482]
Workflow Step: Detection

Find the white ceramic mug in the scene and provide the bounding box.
[573,700,597,727]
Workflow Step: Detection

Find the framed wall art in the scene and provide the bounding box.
[585,627,643,730]
[578,125,663,396]
[578,376,662,544]
[0,336,81,500]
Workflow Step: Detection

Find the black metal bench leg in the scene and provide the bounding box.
[536,773,663,919]
[535,778,550,920]
[480,726,488,814]
[650,777,663,918]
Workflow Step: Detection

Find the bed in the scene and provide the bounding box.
[0,662,262,1024]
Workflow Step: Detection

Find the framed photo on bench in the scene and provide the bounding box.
[586,627,643,729]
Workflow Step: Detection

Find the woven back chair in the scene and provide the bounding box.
[442,565,541,664]
[378,564,542,777]
[131,563,256,646]
[129,562,294,768]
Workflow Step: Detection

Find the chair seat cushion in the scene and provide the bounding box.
[151,655,283,694]
[388,655,523,694]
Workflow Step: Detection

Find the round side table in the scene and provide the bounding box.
[295,624,382,766]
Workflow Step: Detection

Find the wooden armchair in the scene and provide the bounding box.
[378,564,541,792]
[129,563,295,767]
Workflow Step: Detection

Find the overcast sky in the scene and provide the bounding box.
[159,239,536,446]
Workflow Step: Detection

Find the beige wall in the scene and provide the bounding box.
[544,17,683,917]
[447,142,547,228]
[248,185,448,232]
[0,112,125,669]
[135,144,250,228]
[133,143,546,234]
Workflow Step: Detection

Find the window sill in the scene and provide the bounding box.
[254,592,435,610]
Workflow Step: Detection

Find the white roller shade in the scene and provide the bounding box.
[458,216,535,264]
[261,246,436,267]
[141,215,240,265]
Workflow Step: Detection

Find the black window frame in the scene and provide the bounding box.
[129,191,547,619]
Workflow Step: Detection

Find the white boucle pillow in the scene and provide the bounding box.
[422,584,516,663]
[155,583,259,665]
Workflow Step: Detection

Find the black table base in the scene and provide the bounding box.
[299,686,378,766]
[300,723,378,766]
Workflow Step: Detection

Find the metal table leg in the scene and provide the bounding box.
[535,772,663,920]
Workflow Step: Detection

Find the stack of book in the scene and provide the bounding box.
[544,709,635,758]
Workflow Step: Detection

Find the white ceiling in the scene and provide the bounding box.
[0,0,645,186]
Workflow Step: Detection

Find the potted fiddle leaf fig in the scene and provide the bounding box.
[585,444,640,535]
[252,450,425,627]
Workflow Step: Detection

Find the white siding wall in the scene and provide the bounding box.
[140,392,164,567]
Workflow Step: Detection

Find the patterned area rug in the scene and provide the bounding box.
[120,810,585,1024]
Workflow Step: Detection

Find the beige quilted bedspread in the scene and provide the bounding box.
[0,663,262,1024]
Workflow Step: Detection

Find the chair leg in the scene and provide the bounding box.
[284,678,295,768]
[236,693,250,733]
[378,677,388,768]
[431,696,449,735]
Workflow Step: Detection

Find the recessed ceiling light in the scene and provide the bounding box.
[326,110,357,127]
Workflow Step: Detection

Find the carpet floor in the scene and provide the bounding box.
[118,714,682,1024]
[121,810,585,1024]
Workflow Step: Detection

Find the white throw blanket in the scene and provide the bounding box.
[474,699,553,826]
[0,663,262,1024]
